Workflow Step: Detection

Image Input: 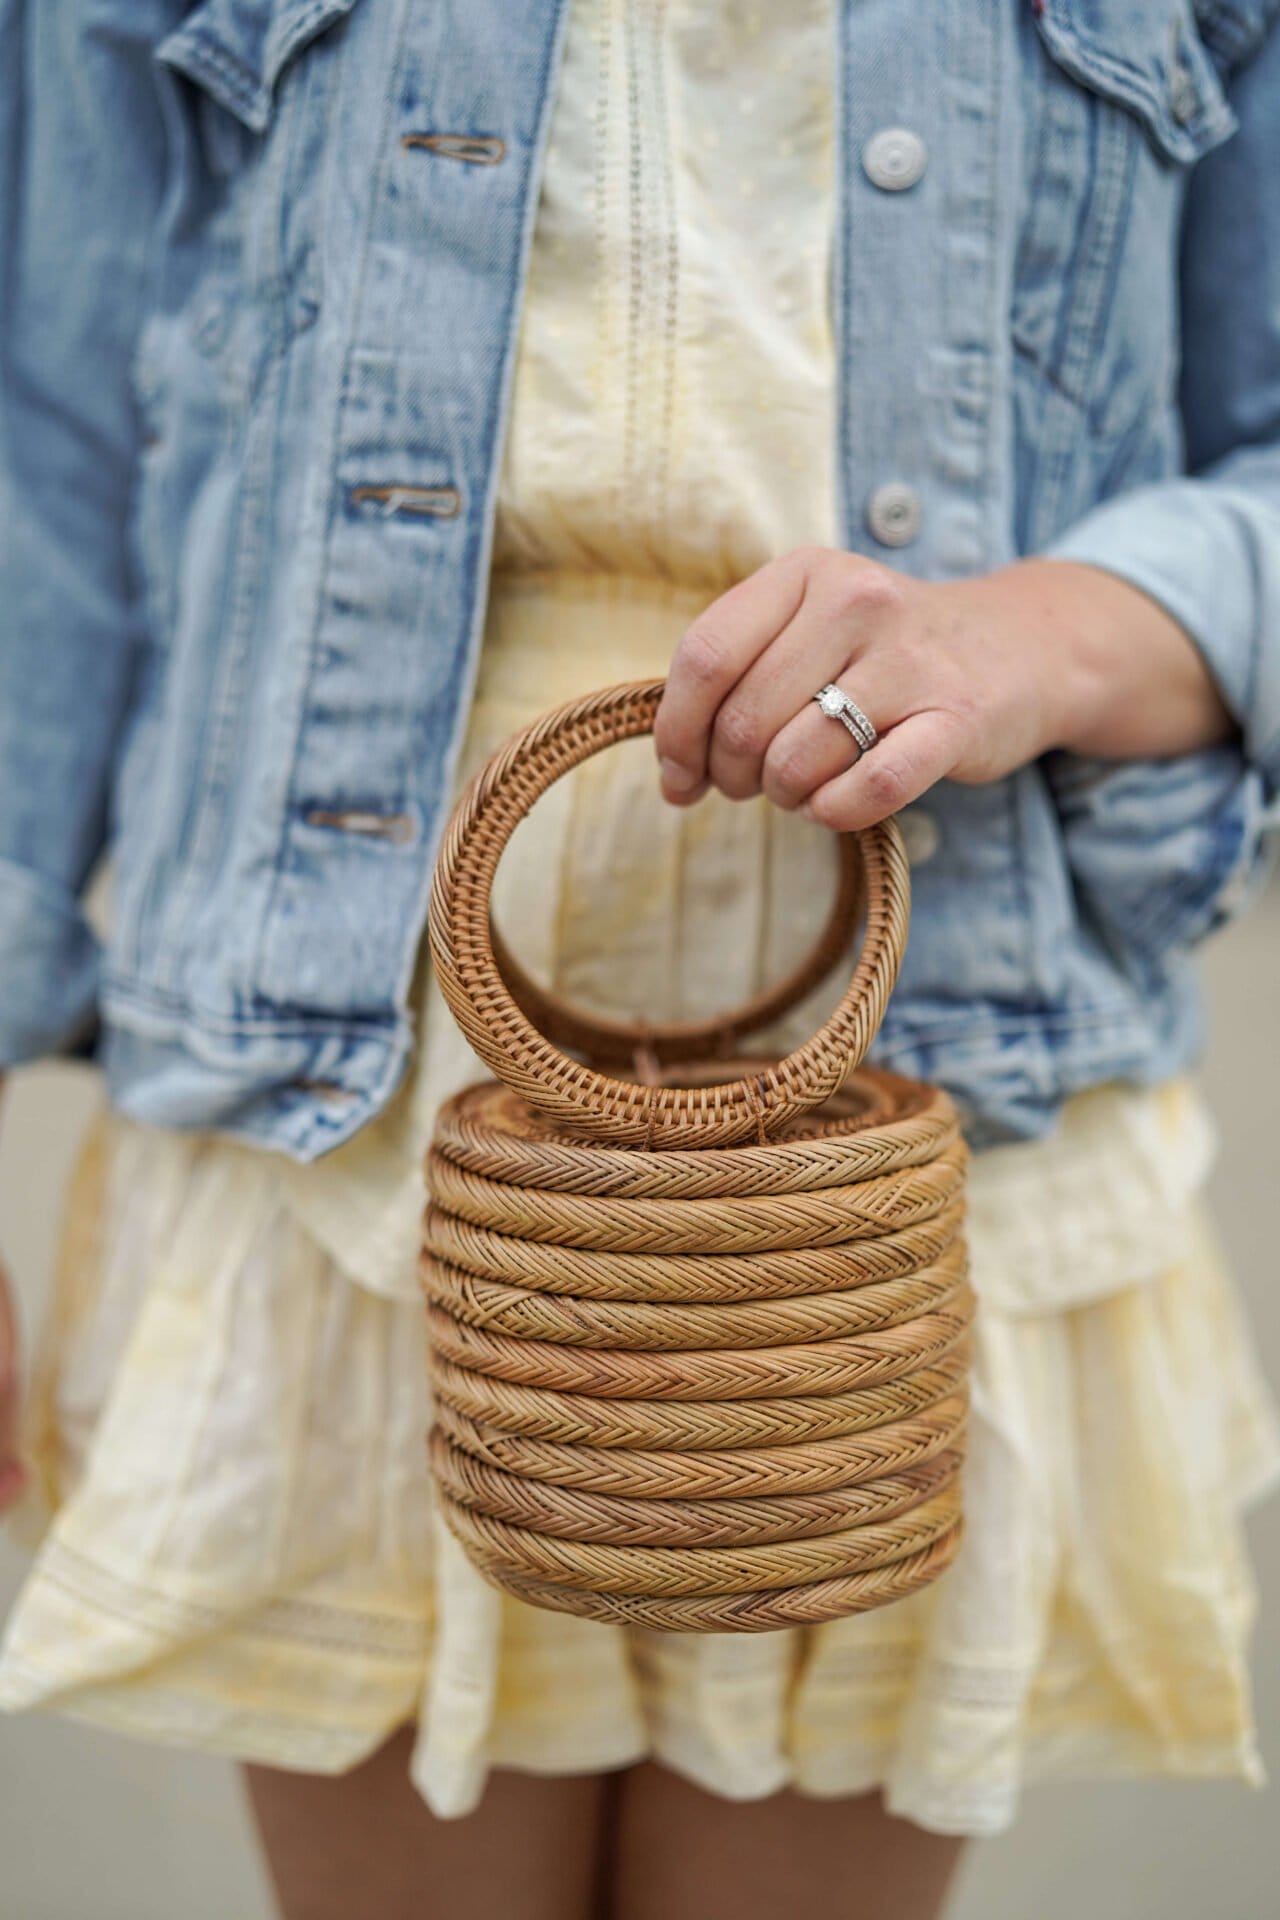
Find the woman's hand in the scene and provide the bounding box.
[653,549,1235,827]
[0,1256,22,1515]
[0,1073,24,1516]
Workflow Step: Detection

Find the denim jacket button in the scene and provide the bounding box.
[862,127,928,192]
[896,806,940,865]
[866,481,922,547]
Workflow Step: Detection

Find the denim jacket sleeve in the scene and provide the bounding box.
[1045,13,1280,961]
[0,0,181,1066]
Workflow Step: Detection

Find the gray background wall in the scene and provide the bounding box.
[2,885,1278,1920]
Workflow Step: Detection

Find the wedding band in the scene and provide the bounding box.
[813,683,878,752]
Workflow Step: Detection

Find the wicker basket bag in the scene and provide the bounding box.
[422,680,974,1632]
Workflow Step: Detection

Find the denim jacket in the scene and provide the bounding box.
[2,0,1279,1159]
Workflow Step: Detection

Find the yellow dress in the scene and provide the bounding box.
[3,0,1279,1837]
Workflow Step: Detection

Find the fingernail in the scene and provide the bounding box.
[660,758,700,795]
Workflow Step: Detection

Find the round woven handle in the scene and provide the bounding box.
[428,679,910,1147]
[489,828,864,1067]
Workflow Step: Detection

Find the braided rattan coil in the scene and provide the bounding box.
[429,1426,964,1548]
[432,1069,958,1197]
[422,1202,966,1302]
[433,1394,970,1500]
[482,1526,963,1632]
[425,1146,966,1253]
[419,1244,968,1350]
[428,1345,974,1451]
[437,1481,962,1596]
[425,1286,975,1402]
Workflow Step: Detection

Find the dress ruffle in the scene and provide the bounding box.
[2,1071,1278,1838]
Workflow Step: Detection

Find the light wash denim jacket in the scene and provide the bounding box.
[2,0,1279,1159]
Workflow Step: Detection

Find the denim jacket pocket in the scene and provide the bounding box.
[1013,1,1241,498]
[1032,0,1239,164]
[156,0,364,133]
[148,0,364,373]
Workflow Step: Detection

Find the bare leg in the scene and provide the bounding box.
[608,1760,969,1920]
[243,1726,611,1920]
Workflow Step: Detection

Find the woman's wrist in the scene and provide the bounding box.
[956,557,1237,764]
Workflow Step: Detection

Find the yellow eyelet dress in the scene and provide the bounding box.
[3,0,1279,1837]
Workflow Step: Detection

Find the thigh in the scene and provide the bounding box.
[243,1727,611,1920]
[608,1760,970,1920]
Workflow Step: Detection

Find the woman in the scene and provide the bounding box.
[2,2,1280,1917]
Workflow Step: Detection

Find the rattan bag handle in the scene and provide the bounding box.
[488,820,863,1068]
[428,679,910,1147]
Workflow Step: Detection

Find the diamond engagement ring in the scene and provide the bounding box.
[813,683,878,753]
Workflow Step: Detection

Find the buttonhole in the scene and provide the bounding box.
[351,483,462,520]
[401,132,507,166]
[303,806,417,844]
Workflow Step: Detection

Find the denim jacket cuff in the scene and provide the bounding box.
[0,855,102,1067]
[1044,477,1280,792]
[1043,744,1277,977]
[1042,479,1280,964]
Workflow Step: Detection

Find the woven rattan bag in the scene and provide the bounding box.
[422,680,974,1632]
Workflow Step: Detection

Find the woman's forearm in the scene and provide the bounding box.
[944,558,1236,764]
